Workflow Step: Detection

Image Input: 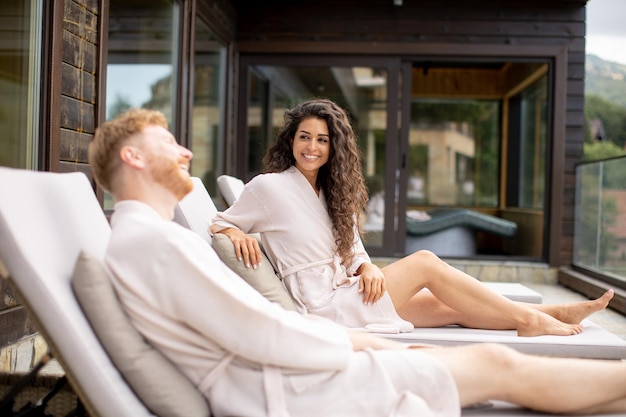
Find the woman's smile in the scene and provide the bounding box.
[292,117,331,185]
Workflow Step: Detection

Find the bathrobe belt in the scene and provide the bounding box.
[278,257,359,288]
[198,355,290,417]
[197,353,235,393]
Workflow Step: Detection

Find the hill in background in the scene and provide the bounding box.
[586,54,626,109]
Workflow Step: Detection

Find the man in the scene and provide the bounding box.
[88,108,626,417]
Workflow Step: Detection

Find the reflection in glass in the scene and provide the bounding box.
[0,1,41,169]
[247,70,270,179]
[574,157,626,281]
[106,64,172,118]
[191,17,226,198]
[106,0,179,127]
[517,77,547,209]
[245,66,388,247]
[104,0,179,208]
[409,100,500,207]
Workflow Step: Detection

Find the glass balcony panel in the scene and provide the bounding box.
[574,156,626,281]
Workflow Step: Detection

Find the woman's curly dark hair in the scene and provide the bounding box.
[263,98,368,267]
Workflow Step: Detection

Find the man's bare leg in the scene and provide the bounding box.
[421,343,626,414]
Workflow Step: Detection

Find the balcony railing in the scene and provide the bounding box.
[573,155,626,286]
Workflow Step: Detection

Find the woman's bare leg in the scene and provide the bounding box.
[522,290,613,324]
[422,343,626,414]
[394,287,613,330]
[383,250,590,336]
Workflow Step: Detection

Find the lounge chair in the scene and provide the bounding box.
[0,167,209,417]
[405,208,518,257]
[2,168,625,417]
[216,174,245,206]
[214,174,540,305]
[217,176,516,258]
[212,173,626,360]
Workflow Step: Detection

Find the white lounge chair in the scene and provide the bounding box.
[216,174,245,206]
[0,167,209,417]
[2,167,625,417]
[212,173,626,360]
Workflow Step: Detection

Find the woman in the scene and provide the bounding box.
[210,98,613,336]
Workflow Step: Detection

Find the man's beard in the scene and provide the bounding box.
[148,154,193,200]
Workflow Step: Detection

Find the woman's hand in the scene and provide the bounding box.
[356,262,386,304]
[217,228,263,269]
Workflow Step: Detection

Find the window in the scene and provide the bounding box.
[514,77,548,209]
[106,0,180,127]
[408,99,500,207]
[104,0,181,208]
[190,17,227,198]
[239,58,554,258]
[0,1,42,169]
[247,69,270,180]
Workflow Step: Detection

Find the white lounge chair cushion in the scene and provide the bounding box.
[174,177,218,244]
[71,250,210,417]
[216,175,245,207]
[381,319,626,360]
[211,234,297,311]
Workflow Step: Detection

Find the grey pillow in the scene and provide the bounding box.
[211,233,296,311]
[71,251,210,417]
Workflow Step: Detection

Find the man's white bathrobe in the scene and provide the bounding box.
[106,200,459,417]
[211,166,414,334]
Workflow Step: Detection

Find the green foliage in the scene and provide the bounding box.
[584,95,626,147]
[583,141,626,162]
[107,94,133,120]
[584,55,626,152]
[411,100,499,206]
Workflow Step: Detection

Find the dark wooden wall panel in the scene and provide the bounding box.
[59,0,99,170]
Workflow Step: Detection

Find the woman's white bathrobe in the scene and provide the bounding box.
[106,200,459,417]
[211,166,414,334]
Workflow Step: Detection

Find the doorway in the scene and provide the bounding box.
[237,55,552,260]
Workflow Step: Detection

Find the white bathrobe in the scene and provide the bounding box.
[106,200,459,417]
[211,166,414,334]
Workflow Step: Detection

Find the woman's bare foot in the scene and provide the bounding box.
[517,310,583,337]
[539,289,614,325]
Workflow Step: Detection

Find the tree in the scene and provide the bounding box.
[583,141,626,162]
[584,94,626,148]
[107,94,133,120]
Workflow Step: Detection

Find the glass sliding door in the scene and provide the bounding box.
[238,56,402,255]
[516,77,548,210]
[104,0,181,209]
[504,72,549,259]
[237,57,553,259]
[408,99,500,208]
[405,61,550,259]
[106,0,180,128]
[190,16,227,200]
[0,0,42,169]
